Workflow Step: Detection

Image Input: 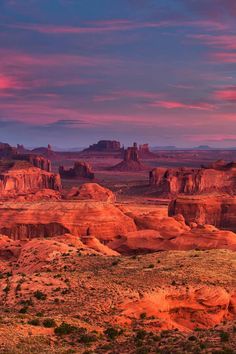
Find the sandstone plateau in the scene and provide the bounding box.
[0,160,61,200]
[150,162,236,195]
[0,201,136,241]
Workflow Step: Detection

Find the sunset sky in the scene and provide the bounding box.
[0,0,235,148]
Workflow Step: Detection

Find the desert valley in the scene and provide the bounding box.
[0,141,236,353]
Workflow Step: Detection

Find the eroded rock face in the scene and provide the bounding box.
[83,140,121,152]
[119,286,235,331]
[65,183,116,202]
[138,144,156,158]
[59,161,94,179]
[111,143,149,171]
[0,201,136,241]
[109,224,236,254]
[149,164,236,195]
[169,195,236,232]
[0,142,16,158]
[14,154,51,172]
[0,161,61,199]
[108,207,236,254]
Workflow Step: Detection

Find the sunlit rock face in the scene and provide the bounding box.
[149,162,236,196]
[0,160,61,199]
[0,201,136,241]
[169,195,236,232]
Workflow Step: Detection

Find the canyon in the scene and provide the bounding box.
[0,142,236,353]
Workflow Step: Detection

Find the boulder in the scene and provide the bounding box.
[65,183,115,202]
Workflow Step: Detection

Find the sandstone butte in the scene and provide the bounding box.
[149,161,236,195]
[0,160,61,199]
[59,161,94,179]
[110,143,149,171]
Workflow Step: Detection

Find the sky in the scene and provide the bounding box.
[0,0,235,148]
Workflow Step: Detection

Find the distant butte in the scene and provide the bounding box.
[110,142,149,171]
[59,161,94,179]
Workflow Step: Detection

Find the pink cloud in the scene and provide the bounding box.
[0,50,120,68]
[190,34,236,50]
[0,75,13,90]
[149,100,215,111]
[93,90,163,102]
[211,52,236,63]
[214,87,236,101]
[8,18,225,36]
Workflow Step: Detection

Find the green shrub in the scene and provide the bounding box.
[136,347,150,354]
[43,318,56,328]
[78,334,97,344]
[147,264,154,269]
[220,331,229,342]
[135,329,147,340]
[54,322,77,335]
[34,290,47,300]
[140,312,147,320]
[104,327,120,340]
[28,318,40,326]
[19,306,28,314]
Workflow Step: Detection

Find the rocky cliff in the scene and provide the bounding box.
[0,160,61,199]
[111,143,149,171]
[59,161,94,179]
[149,163,236,195]
[169,194,236,232]
[83,140,121,152]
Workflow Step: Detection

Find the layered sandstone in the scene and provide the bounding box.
[64,183,116,202]
[83,140,121,152]
[59,161,94,179]
[0,201,136,241]
[169,194,236,232]
[14,154,51,172]
[0,160,61,199]
[149,164,236,195]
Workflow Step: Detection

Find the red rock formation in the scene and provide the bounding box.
[169,194,236,232]
[119,285,234,331]
[0,201,136,241]
[14,154,51,172]
[83,140,121,152]
[65,183,115,202]
[111,143,149,171]
[149,164,236,195]
[0,160,61,199]
[31,144,56,159]
[138,143,156,158]
[0,142,16,157]
[108,222,236,254]
[59,161,94,179]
